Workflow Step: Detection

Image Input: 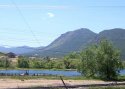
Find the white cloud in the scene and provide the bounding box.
[47,12,55,18]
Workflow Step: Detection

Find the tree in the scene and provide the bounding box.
[17,57,29,68]
[33,61,42,68]
[78,45,97,77]
[64,52,80,69]
[0,57,11,68]
[63,55,72,69]
[78,39,123,80]
[96,40,123,80]
[54,60,65,69]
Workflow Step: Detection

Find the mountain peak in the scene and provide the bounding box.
[77,28,91,31]
[73,28,94,33]
[61,28,92,35]
[38,28,97,56]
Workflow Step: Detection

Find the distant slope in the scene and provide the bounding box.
[97,28,125,59]
[29,28,97,57]
[0,46,36,54]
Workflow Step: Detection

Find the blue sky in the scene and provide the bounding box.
[0,0,125,47]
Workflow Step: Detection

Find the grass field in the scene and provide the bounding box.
[0,75,91,80]
[0,75,125,81]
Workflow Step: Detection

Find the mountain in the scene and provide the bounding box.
[3,28,125,59]
[45,28,96,51]
[97,28,125,59]
[29,28,97,57]
[0,46,36,55]
[28,28,125,59]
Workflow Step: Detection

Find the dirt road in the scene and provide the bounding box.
[0,79,124,89]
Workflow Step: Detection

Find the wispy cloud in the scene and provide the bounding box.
[0,4,70,10]
[47,12,55,18]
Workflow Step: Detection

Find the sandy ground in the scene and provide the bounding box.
[0,79,125,89]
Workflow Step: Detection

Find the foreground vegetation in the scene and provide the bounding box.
[78,39,123,80]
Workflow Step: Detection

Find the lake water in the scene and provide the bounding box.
[0,69,125,76]
[0,70,81,76]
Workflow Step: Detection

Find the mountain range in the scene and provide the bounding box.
[27,28,125,59]
[0,28,125,59]
[0,46,36,54]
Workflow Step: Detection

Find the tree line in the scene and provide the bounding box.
[0,55,79,70]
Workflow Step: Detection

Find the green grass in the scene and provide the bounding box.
[117,75,125,81]
[0,75,82,80]
[0,75,59,80]
[0,75,101,80]
[0,75,125,81]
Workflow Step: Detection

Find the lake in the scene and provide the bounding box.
[0,69,81,76]
[0,69,125,76]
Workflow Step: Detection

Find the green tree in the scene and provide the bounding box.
[64,52,80,69]
[33,61,41,68]
[78,39,123,80]
[46,60,55,69]
[78,45,97,77]
[17,57,29,68]
[54,60,65,69]
[96,40,123,80]
[4,59,11,68]
[63,56,72,69]
[0,57,11,68]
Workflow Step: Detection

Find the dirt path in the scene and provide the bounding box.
[0,79,125,89]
